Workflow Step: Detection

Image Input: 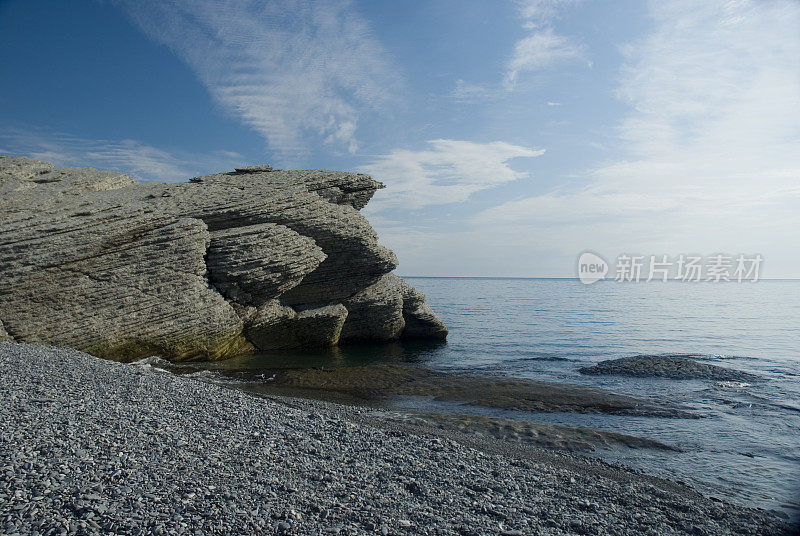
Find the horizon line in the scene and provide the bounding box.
[399,276,800,281]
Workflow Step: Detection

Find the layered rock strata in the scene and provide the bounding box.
[0,156,447,361]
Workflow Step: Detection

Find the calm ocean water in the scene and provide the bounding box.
[195,278,800,518]
[404,277,800,518]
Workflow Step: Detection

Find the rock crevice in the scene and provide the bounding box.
[0,156,447,361]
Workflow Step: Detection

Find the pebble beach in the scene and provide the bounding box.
[0,342,794,536]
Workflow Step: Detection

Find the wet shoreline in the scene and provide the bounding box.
[157,349,800,519]
[2,341,794,535]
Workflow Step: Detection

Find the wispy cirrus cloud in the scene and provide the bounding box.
[0,127,244,181]
[449,80,497,103]
[504,0,584,89]
[476,0,800,273]
[615,0,800,157]
[360,139,544,211]
[116,0,400,157]
[447,1,583,100]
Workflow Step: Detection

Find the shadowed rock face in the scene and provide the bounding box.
[0,156,448,361]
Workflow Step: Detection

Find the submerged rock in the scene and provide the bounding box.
[0,156,447,361]
[579,355,759,381]
[381,412,680,453]
[257,363,693,418]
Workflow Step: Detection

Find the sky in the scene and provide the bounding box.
[1,0,798,277]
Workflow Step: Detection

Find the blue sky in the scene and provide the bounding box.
[1,0,798,277]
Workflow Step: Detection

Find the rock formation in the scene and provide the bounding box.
[579,355,759,381]
[0,156,447,361]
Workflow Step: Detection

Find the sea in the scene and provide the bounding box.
[190,278,800,519]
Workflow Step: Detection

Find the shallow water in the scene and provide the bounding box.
[192,278,800,518]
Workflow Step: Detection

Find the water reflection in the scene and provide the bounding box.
[197,339,448,371]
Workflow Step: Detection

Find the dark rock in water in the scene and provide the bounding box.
[0,156,448,361]
[398,278,449,340]
[579,355,759,381]
[259,363,694,418]
[380,412,681,453]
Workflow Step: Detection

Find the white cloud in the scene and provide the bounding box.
[450,1,583,98]
[476,0,800,276]
[360,140,544,211]
[0,128,244,181]
[616,0,800,157]
[116,0,399,157]
[449,80,495,102]
[505,0,584,89]
[517,0,573,24]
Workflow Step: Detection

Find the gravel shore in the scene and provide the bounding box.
[0,342,793,536]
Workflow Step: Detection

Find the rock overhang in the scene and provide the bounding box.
[0,156,447,361]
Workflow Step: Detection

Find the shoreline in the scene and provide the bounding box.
[1,342,794,535]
